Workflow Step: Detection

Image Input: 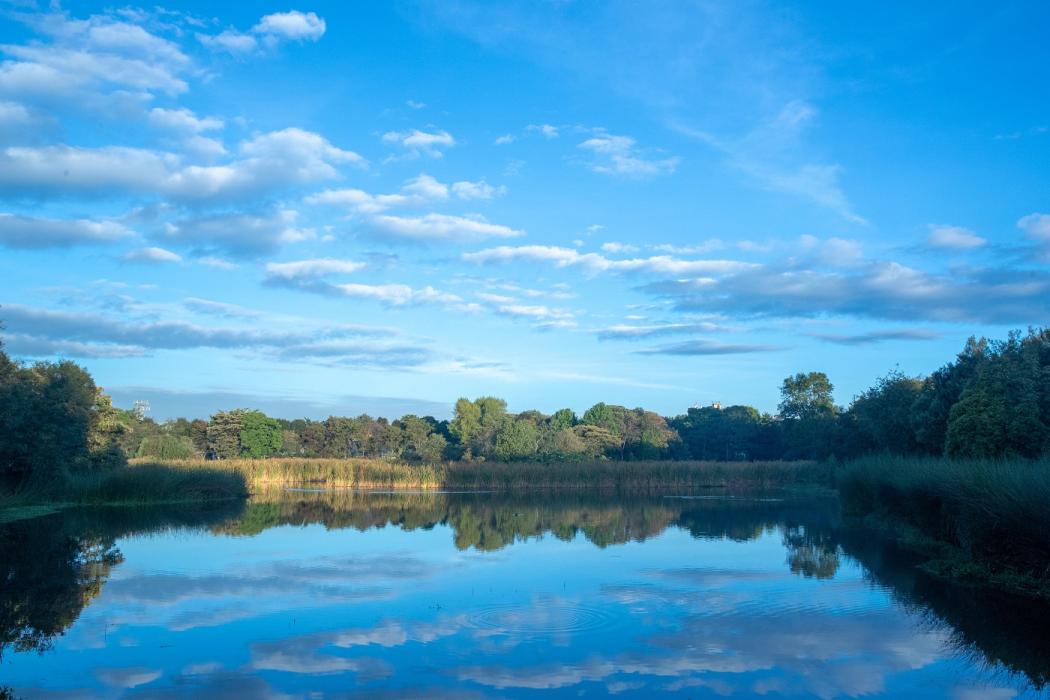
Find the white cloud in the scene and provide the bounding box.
[451,180,506,200]
[197,256,238,269]
[0,213,133,248]
[197,29,257,55]
[123,246,181,264]
[265,258,366,280]
[307,174,451,213]
[927,224,986,250]
[494,134,515,145]
[333,283,462,307]
[652,240,725,254]
[252,11,327,42]
[0,128,362,202]
[527,123,559,139]
[1018,212,1050,242]
[381,129,455,158]
[369,213,523,242]
[578,133,679,177]
[601,241,639,254]
[463,245,755,276]
[199,10,327,54]
[148,107,223,133]
[0,11,192,105]
[164,209,312,257]
[673,101,866,224]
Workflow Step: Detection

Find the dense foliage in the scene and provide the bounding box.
[3,329,1049,471]
[0,343,127,486]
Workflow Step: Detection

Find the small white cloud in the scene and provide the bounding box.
[494,134,515,145]
[198,256,238,269]
[578,133,679,177]
[0,213,133,249]
[197,29,258,54]
[148,107,223,133]
[406,100,426,110]
[382,129,455,158]
[123,246,181,264]
[652,240,724,254]
[265,258,365,280]
[452,180,506,200]
[927,224,986,250]
[527,124,559,139]
[252,11,327,42]
[600,241,639,254]
[1018,212,1050,242]
[369,213,523,243]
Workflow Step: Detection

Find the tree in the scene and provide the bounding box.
[945,329,1050,458]
[87,389,128,469]
[848,370,922,454]
[239,411,283,458]
[911,336,988,454]
[207,410,245,459]
[494,419,539,461]
[778,372,835,420]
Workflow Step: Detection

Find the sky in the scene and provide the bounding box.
[1,1,1048,420]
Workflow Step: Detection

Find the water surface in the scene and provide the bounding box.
[2,490,1048,698]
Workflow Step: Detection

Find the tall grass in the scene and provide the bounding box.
[130,456,830,492]
[7,462,248,507]
[837,455,1050,593]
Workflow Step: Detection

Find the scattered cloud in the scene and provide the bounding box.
[601,242,639,254]
[265,258,366,280]
[463,245,755,276]
[369,213,523,243]
[0,213,133,248]
[595,321,723,340]
[198,10,327,55]
[252,11,327,42]
[578,133,679,177]
[808,328,941,345]
[163,209,314,258]
[382,129,455,158]
[148,107,223,133]
[452,180,506,200]
[635,339,779,355]
[122,246,181,264]
[1018,212,1050,243]
[1,303,422,366]
[527,123,559,139]
[927,224,986,250]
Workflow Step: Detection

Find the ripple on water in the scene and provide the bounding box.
[467,599,619,638]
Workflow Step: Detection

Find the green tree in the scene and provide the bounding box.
[849,370,922,454]
[494,419,539,461]
[239,410,283,458]
[206,410,245,459]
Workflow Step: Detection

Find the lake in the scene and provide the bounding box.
[2,489,1048,698]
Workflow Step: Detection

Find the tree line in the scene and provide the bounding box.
[2,328,1049,482]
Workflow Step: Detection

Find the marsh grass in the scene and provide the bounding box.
[2,462,248,512]
[837,455,1050,596]
[130,456,830,493]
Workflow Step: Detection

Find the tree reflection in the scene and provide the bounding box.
[0,502,244,660]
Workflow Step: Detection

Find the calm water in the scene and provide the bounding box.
[2,490,1048,699]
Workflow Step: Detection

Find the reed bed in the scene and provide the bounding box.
[837,455,1050,591]
[129,456,830,492]
[8,462,248,507]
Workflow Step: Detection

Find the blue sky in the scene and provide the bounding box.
[1,1,1048,420]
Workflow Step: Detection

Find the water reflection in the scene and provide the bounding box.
[0,490,1046,698]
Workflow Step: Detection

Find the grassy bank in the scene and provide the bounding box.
[837,455,1050,599]
[1,462,248,517]
[130,456,831,492]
